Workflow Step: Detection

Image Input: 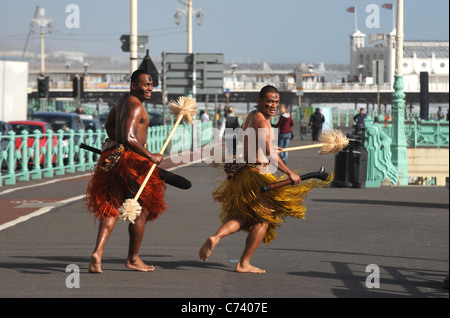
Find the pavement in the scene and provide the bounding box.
[0,127,448,302]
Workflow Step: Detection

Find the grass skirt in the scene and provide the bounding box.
[85,148,167,223]
[213,165,332,243]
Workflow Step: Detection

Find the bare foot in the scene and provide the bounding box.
[199,236,219,261]
[125,257,155,272]
[88,253,103,274]
[235,262,266,274]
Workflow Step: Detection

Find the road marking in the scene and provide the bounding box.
[0,160,197,231]
[0,195,84,231]
[0,173,91,196]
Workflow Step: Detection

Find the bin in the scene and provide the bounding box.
[332,133,367,188]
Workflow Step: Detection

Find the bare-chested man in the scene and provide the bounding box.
[86,69,166,273]
[199,85,303,274]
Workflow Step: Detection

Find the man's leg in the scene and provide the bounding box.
[235,221,268,274]
[89,215,118,273]
[199,215,247,261]
[126,207,155,272]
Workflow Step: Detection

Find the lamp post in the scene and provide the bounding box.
[130,0,138,74]
[174,0,204,53]
[391,0,408,185]
[31,7,53,76]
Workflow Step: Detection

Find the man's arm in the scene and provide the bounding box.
[258,120,301,184]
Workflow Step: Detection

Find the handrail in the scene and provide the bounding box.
[0,121,213,187]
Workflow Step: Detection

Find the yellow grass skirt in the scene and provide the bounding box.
[213,165,332,243]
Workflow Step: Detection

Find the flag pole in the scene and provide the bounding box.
[392,5,395,30]
[355,5,358,30]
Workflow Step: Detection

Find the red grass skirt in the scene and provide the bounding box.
[85,148,167,223]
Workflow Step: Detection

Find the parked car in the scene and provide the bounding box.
[31,112,85,133]
[81,114,103,143]
[1,121,14,169]
[31,111,87,154]
[1,120,13,148]
[98,112,109,127]
[148,111,164,126]
[9,120,59,166]
[80,114,103,131]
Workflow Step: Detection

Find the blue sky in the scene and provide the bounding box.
[0,0,448,64]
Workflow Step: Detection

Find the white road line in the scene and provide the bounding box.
[0,173,91,196]
[0,195,84,231]
[0,159,200,231]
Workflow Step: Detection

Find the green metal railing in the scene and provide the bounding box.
[296,107,449,148]
[381,119,449,148]
[0,121,213,187]
[364,117,399,188]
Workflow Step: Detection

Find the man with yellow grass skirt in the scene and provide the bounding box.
[199,85,331,274]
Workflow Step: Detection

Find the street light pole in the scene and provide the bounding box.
[174,0,203,54]
[31,7,53,76]
[40,25,45,76]
[130,0,138,74]
[391,0,408,185]
[187,0,193,53]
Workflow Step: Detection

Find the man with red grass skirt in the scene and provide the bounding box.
[85,70,166,273]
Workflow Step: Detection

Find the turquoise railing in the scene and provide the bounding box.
[364,116,399,188]
[0,121,213,187]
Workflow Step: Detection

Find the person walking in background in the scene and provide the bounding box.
[353,108,367,128]
[200,110,210,122]
[437,106,445,121]
[309,107,325,144]
[273,104,294,164]
[219,106,243,155]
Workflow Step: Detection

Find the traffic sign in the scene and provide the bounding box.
[162,52,224,96]
[120,34,148,53]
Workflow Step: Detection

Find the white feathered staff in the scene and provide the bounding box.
[119,96,198,223]
[280,129,349,155]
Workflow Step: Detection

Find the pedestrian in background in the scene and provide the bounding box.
[200,110,210,122]
[273,104,294,164]
[309,107,325,144]
[437,106,445,121]
[219,106,242,155]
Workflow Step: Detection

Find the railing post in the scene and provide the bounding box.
[66,129,75,173]
[77,130,86,172]
[55,129,65,176]
[43,129,54,178]
[364,116,398,187]
[30,129,42,180]
[4,131,18,185]
[85,130,94,166]
[18,131,29,182]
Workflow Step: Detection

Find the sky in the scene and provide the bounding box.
[0,0,448,64]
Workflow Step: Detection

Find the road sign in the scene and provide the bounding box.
[120,34,148,53]
[162,52,224,96]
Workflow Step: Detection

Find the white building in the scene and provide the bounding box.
[350,28,449,91]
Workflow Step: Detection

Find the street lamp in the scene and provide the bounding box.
[391,0,408,185]
[174,0,204,53]
[31,7,53,76]
[84,63,89,77]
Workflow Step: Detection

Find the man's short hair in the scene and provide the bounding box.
[259,85,279,99]
[130,69,152,84]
